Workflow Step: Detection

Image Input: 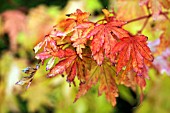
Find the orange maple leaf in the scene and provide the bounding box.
[98,64,118,106]
[74,62,100,102]
[75,62,118,106]
[51,9,94,58]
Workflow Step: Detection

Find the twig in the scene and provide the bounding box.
[138,17,149,34]
[126,12,169,24]
[126,14,152,24]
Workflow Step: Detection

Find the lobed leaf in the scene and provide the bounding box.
[52,10,94,57]
[111,35,154,75]
[75,62,119,106]
[74,63,100,102]
[87,19,129,65]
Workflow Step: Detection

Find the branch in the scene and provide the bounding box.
[126,12,169,24]
[126,14,152,24]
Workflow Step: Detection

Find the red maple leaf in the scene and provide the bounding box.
[87,18,129,65]
[47,52,93,85]
[47,55,77,77]
[34,35,80,84]
[111,35,154,75]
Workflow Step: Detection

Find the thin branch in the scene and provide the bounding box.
[126,14,152,24]
[126,12,169,24]
[137,17,149,34]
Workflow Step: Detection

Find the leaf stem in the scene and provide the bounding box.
[137,4,151,34]
[95,19,106,24]
[137,17,149,34]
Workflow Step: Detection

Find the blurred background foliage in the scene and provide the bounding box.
[0,0,170,113]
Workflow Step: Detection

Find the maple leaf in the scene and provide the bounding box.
[87,14,129,65]
[34,35,75,59]
[118,61,149,89]
[74,62,118,106]
[34,36,58,54]
[34,34,78,73]
[50,9,94,58]
[47,50,92,84]
[74,61,100,102]
[47,55,77,77]
[111,35,154,75]
[98,64,118,106]
[34,36,58,64]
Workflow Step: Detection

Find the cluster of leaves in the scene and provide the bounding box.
[17,8,153,106]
